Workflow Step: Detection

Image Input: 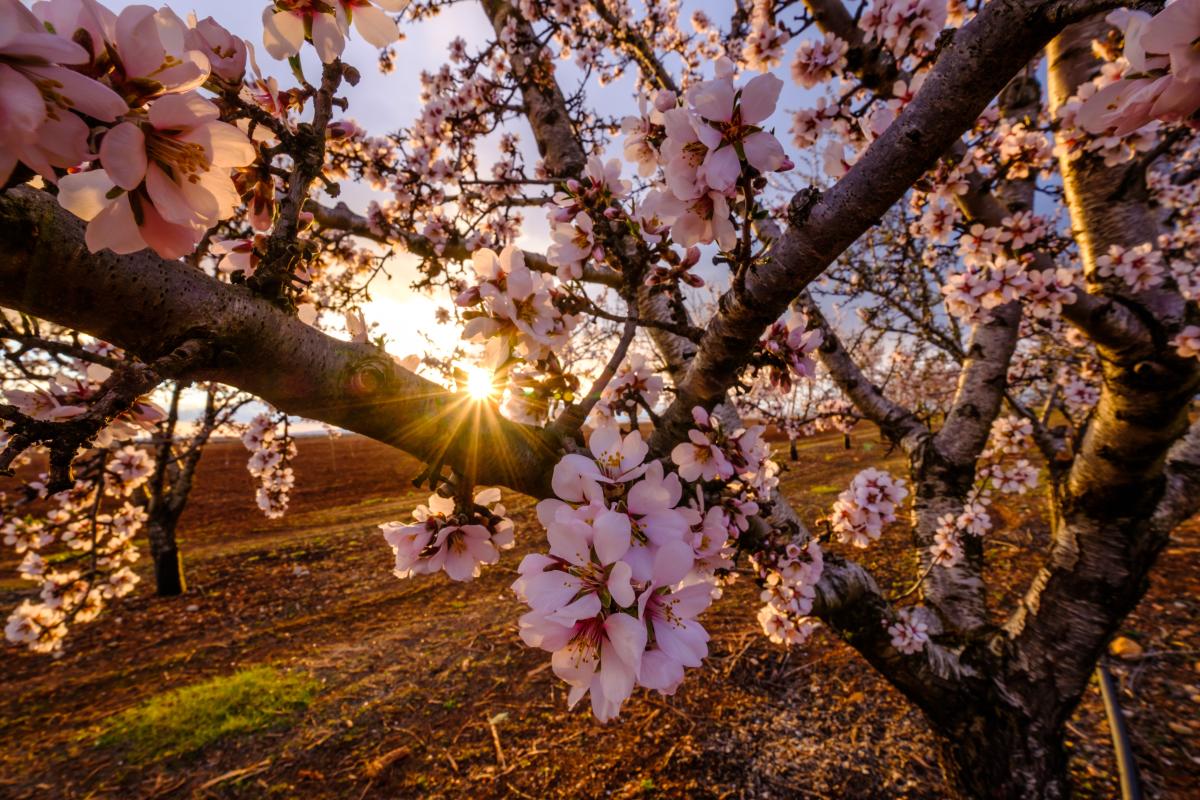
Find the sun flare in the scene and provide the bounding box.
[464,366,497,400]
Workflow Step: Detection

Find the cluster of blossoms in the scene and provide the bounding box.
[0,0,267,258]
[1078,4,1200,137]
[741,0,789,72]
[886,606,932,654]
[791,34,848,89]
[930,415,1040,567]
[814,396,859,436]
[828,468,909,549]
[501,403,790,721]
[241,413,296,519]
[456,245,581,371]
[1172,325,1200,359]
[0,336,169,653]
[513,424,715,721]
[614,59,791,258]
[758,310,824,392]
[938,216,1078,324]
[993,121,1054,181]
[380,487,513,581]
[861,0,949,58]
[753,534,824,646]
[1094,242,1164,293]
[547,156,631,281]
[3,449,153,654]
[1061,375,1101,411]
[591,354,664,423]
[1056,84,1160,167]
[670,407,778,501]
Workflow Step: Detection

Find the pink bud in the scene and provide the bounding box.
[566,179,581,193]
[454,287,481,306]
[682,246,701,267]
[653,90,677,112]
[778,156,794,172]
[603,207,619,219]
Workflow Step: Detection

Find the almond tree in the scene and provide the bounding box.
[1,0,1199,796]
[142,381,250,595]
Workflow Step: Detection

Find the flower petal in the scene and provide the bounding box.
[57,169,117,222]
[99,122,147,190]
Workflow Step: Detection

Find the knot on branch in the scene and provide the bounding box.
[343,354,395,399]
[787,187,822,228]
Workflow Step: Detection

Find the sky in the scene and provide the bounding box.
[71,0,829,423]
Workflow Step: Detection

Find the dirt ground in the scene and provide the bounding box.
[0,430,1197,799]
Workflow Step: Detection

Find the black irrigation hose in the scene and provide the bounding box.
[1098,659,1143,800]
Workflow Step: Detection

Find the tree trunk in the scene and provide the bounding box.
[936,713,1070,800]
[146,517,186,597]
[789,438,798,461]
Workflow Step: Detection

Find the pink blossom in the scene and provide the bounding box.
[791,34,848,89]
[185,15,247,84]
[829,468,908,548]
[687,72,785,191]
[1078,6,1200,135]
[1095,242,1163,292]
[107,5,211,99]
[551,424,650,502]
[547,211,596,280]
[759,309,823,391]
[886,607,930,654]
[1172,325,1200,359]
[671,414,735,483]
[547,611,646,722]
[262,0,407,64]
[57,92,256,258]
[460,245,575,368]
[381,488,513,582]
[0,0,126,184]
[636,543,711,694]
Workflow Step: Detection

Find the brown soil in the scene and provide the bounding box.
[0,430,1197,799]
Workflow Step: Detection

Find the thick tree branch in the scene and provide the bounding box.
[0,187,560,498]
[997,15,1200,730]
[1153,416,1200,534]
[591,0,680,94]
[481,0,586,179]
[799,293,929,452]
[810,554,977,715]
[650,0,1110,456]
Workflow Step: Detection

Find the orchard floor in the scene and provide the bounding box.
[1,430,1198,799]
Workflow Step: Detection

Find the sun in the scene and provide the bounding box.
[464,366,497,400]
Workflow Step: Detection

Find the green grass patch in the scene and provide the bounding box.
[806,484,842,495]
[97,666,319,761]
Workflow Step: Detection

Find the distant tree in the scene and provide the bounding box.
[143,381,251,596]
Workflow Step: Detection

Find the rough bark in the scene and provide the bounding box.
[971,22,1200,798]
[480,0,586,179]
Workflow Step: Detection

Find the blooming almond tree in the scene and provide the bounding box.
[2,0,1200,796]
